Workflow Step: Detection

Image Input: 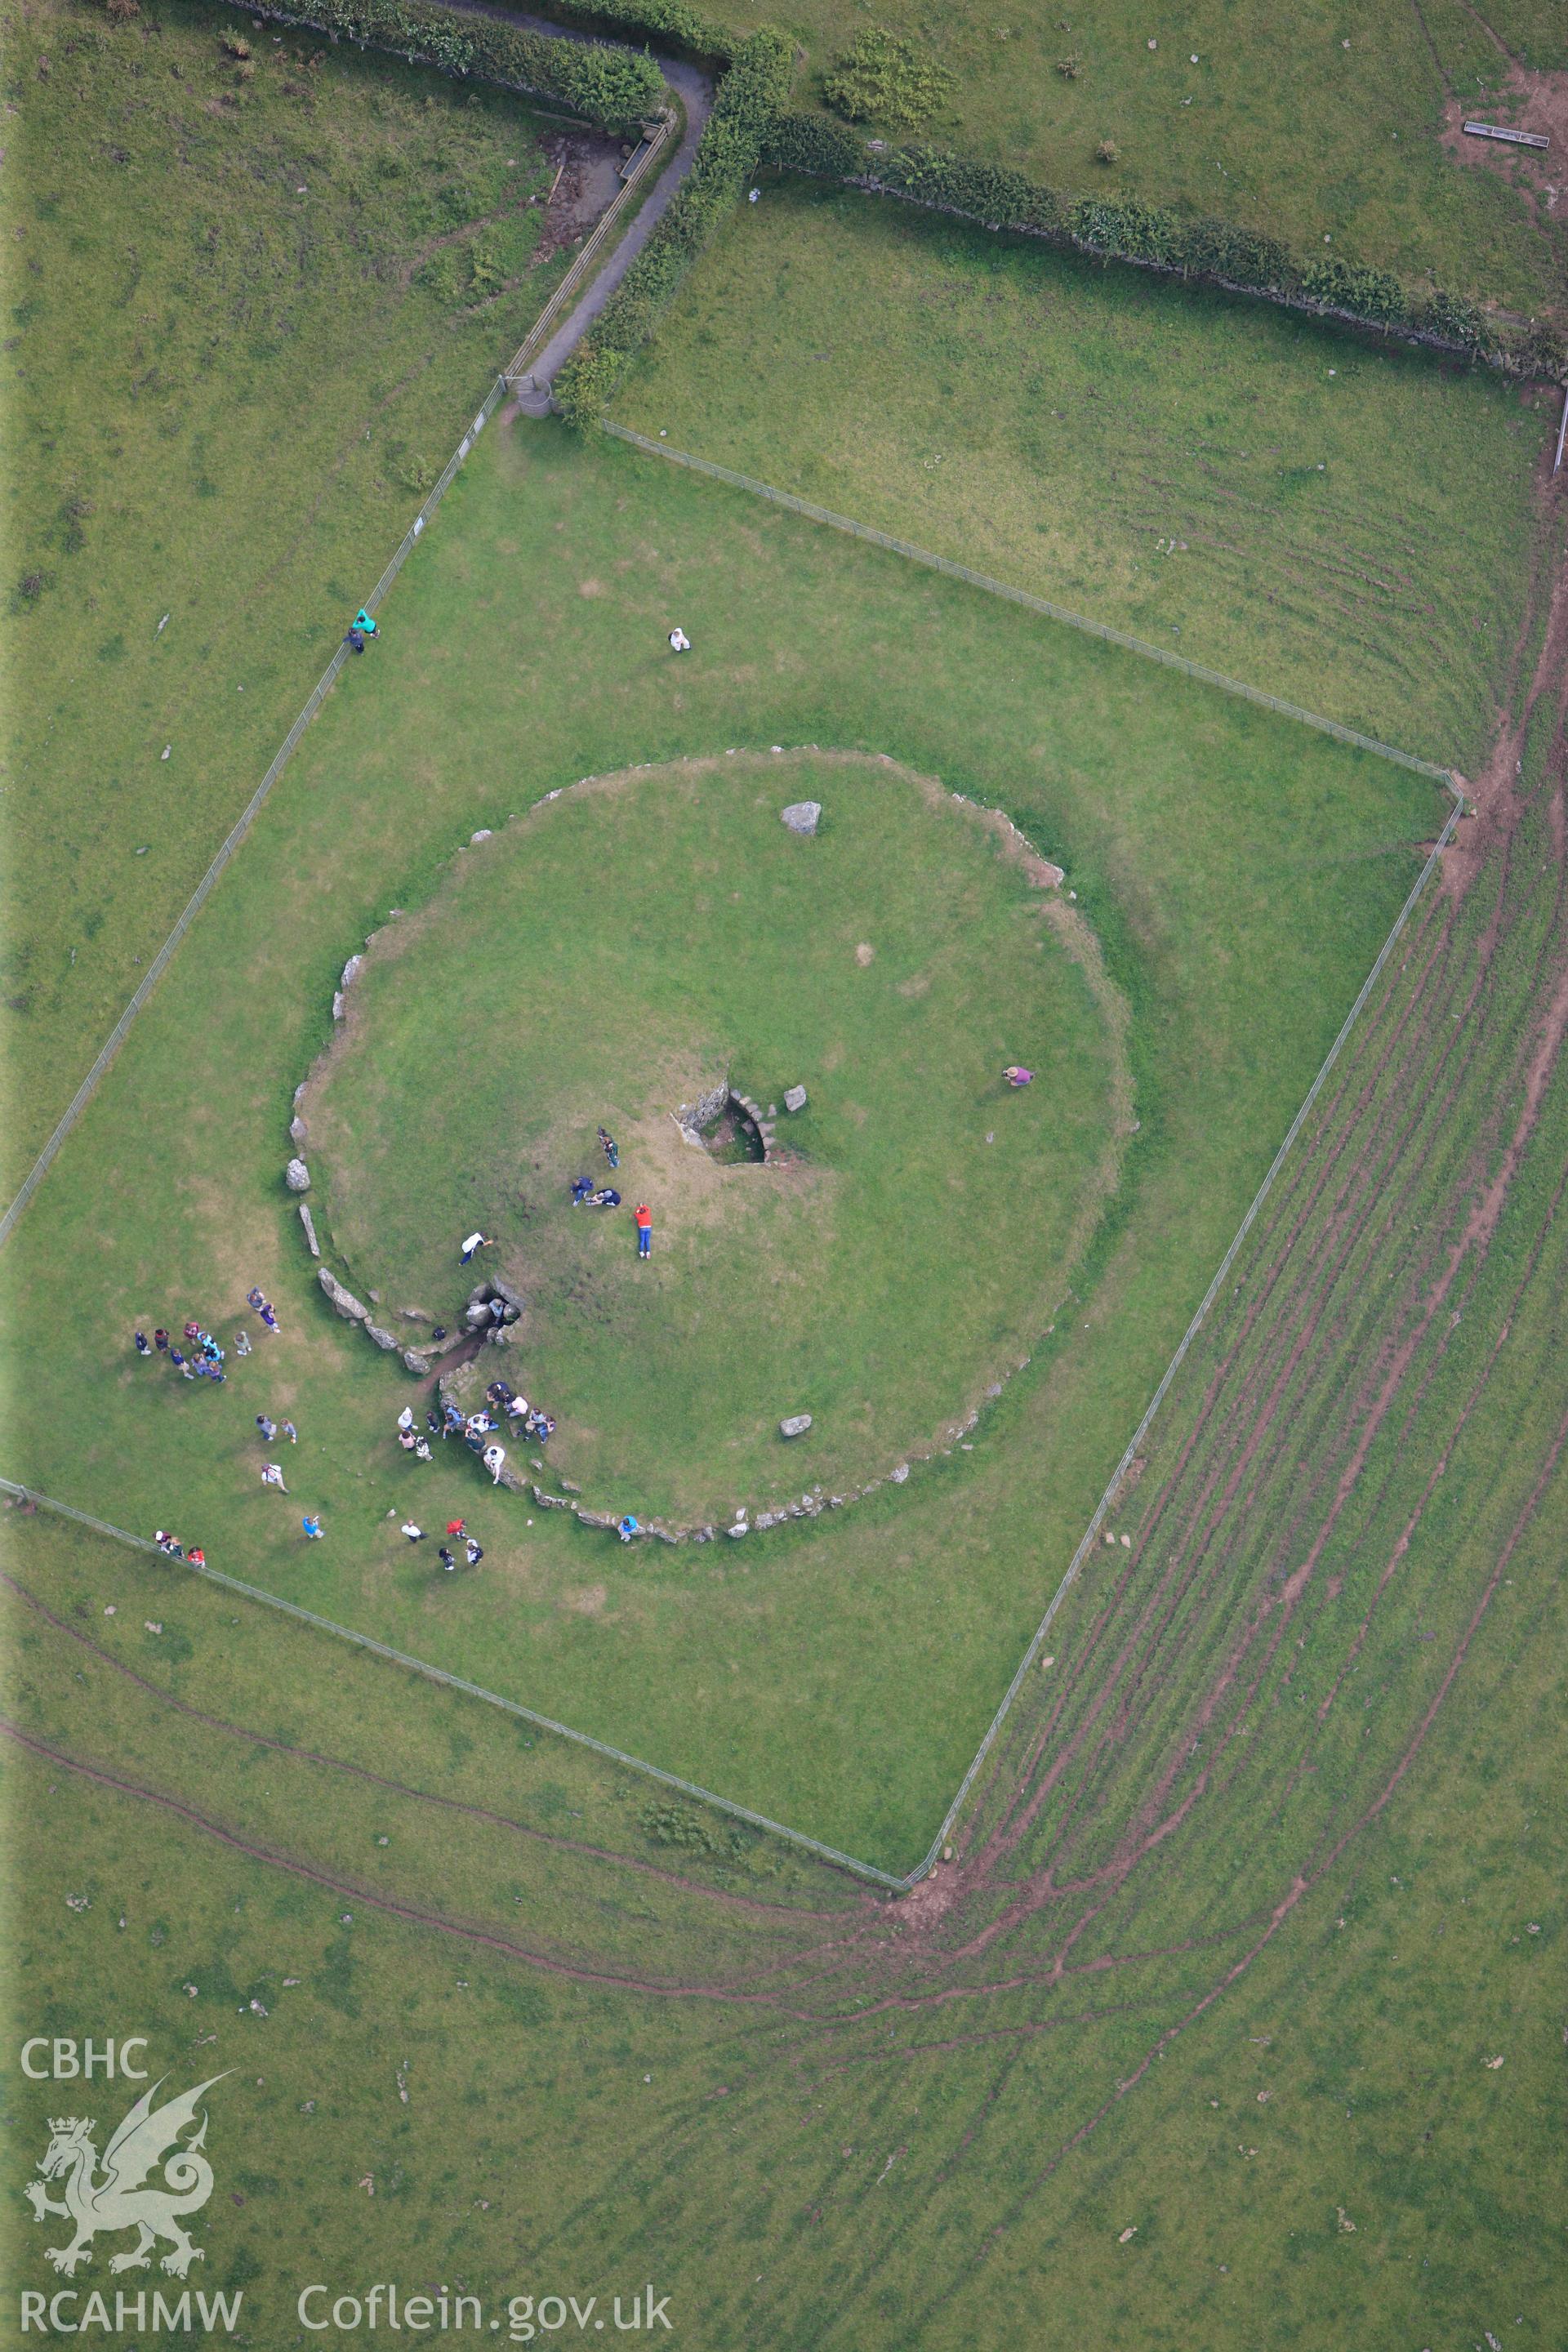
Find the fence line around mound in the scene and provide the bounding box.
[1,350,1472,1896]
[2,779,1463,1898]
[599,422,1455,782]
[902,773,1467,1885]
[0,1477,907,1893]
[0,372,510,1257]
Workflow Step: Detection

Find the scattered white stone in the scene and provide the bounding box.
[470,829,492,844]
[784,1084,808,1113]
[780,1414,813,1439]
[891,1463,909,1484]
[1119,2227,1137,2243]
[781,800,821,835]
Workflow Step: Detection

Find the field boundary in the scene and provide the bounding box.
[503,106,677,385]
[0,1478,904,1893]
[0,372,509,1256]
[599,422,1456,780]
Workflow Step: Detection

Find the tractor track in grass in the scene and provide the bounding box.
[0,1570,859,1928]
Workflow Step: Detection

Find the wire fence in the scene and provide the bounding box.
[0,377,510,1255]
[902,776,1467,1884]
[504,112,675,385]
[600,423,1456,784]
[0,312,1474,1896]
[0,1476,905,1892]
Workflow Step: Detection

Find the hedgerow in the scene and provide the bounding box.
[245,0,665,135]
[757,114,1567,381]
[554,28,792,423]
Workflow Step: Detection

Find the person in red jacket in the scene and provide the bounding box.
[635,1203,652,1259]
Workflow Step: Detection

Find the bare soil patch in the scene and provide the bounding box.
[1440,68,1568,245]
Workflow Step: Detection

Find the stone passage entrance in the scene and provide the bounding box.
[675,1082,776,1165]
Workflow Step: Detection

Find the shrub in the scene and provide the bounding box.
[822,28,954,131]
[1421,287,1485,352]
[1095,139,1120,165]
[1067,193,1181,265]
[1300,254,1408,327]
[1054,54,1081,78]
[104,0,140,21]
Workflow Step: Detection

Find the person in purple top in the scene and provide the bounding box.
[1002,1065,1034,1088]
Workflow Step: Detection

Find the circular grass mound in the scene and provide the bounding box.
[305,751,1129,1523]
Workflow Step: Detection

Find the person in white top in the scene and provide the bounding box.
[668,627,690,653]
[482,1442,506,1484]
[460,1231,492,1264]
[261,1463,287,1491]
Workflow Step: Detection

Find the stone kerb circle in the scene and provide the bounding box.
[284,746,1128,1549]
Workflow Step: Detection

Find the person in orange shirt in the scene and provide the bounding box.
[635,1203,652,1259]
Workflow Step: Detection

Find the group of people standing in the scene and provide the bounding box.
[138,1283,321,1552]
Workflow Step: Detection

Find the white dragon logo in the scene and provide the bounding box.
[24,2074,228,2278]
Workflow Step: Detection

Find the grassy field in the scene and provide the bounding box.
[305,751,1125,1521]
[694,0,1567,316]
[0,0,612,1191]
[7,1074,1561,2345]
[0,418,1442,1864]
[612,179,1552,773]
[5,16,1564,2337]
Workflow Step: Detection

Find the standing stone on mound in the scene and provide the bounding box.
[364,1322,399,1351]
[285,1157,310,1192]
[318,1266,368,1321]
[780,1414,813,1439]
[332,991,346,1022]
[488,1275,526,1311]
[890,1463,910,1484]
[290,1115,308,1147]
[781,801,822,835]
[298,1203,320,1258]
[402,1349,433,1377]
[783,1085,808,1114]
[340,954,363,993]
[401,1307,430,1323]
[465,1301,493,1331]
